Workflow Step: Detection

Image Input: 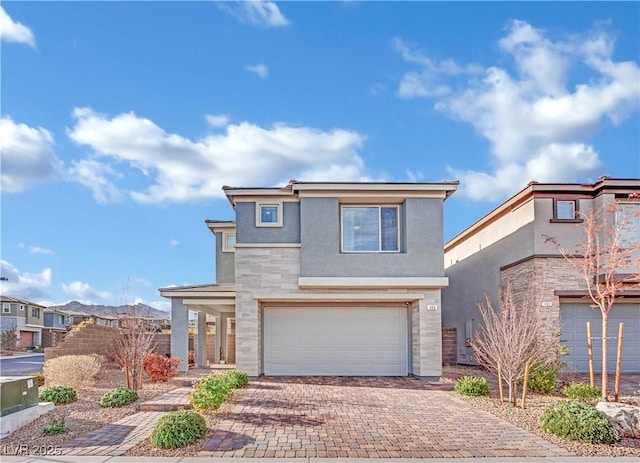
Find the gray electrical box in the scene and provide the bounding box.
[0,376,40,416]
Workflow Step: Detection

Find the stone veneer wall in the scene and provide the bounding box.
[501,256,584,337]
[442,327,457,365]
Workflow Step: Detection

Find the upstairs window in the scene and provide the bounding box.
[616,201,640,244]
[2,303,10,314]
[341,206,399,252]
[222,232,236,252]
[555,200,577,220]
[256,202,283,227]
[31,307,40,318]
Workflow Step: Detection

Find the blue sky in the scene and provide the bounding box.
[1,1,639,311]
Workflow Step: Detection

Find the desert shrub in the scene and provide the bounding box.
[28,371,46,387]
[150,410,207,449]
[541,400,618,444]
[190,370,248,412]
[224,370,249,388]
[563,382,602,403]
[42,418,67,435]
[43,354,101,389]
[143,354,181,382]
[100,387,138,407]
[39,385,77,404]
[527,362,557,394]
[454,376,489,396]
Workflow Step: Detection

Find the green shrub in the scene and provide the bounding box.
[150,410,207,449]
[527,362,557,394]
[454,376,489,396]
[100,387,138,407]
[541,400,618,444]
[563,382,602,403]
[39,385,77,404]
[189,370,249,412]
[223,370,249,388]
[42,418,67,436]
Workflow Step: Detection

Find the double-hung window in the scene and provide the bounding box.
[2,303,10,314]
[341,206,399,252]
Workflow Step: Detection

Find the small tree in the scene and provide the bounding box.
[472,284,552,405]
[544,194,640,399]
[0,329,19,351]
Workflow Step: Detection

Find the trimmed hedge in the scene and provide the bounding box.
[150,410,206,449]
[541,400,618,444]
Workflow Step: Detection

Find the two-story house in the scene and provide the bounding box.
[161,180,458,378]
[442,177,640,373]
[0,295,45,348]
[42,307,70,347]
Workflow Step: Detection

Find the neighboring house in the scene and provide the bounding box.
[116,314,170,331]
[42,307,70,348]
[0,295,45,348]
[161,180,458,378]
[62,310,118,328]
[442,177,640,373]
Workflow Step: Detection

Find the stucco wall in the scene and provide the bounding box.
[214,231,235,284]
[236,202,301,244]
[300,197,446,278]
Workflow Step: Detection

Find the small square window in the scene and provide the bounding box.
[222,232,236,252]
[555,200,576,220]
[19,305,25,311]
[256,202,283,227]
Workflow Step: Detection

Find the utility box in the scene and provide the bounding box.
[0,376,39,416]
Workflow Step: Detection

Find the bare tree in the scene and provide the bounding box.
[106,282,156,390]
[544,194,640,398]
[472,284,552,405]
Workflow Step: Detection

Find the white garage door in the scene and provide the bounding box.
[264,306,408,376]
[560,303,640,373]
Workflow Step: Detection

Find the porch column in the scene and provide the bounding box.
[214,316,221,363]
[219,313,229,363]
[412,295,443,380]
[170,299,189,374]
[197,311,206,368]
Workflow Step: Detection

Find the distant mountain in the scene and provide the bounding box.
[49,301,170,319]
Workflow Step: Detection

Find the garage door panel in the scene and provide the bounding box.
[264,307,408,376]
[560,303,640,373]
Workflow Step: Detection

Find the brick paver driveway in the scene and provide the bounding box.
[201,376,573,458]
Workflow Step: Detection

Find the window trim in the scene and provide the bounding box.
[2,303,10,314]
[340,205,400,253]
[256,201,283,227]
[550,199,582,223]
[222,231,236,253]
[19,304,25,311]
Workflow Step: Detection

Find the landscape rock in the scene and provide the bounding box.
[596,402,640,438]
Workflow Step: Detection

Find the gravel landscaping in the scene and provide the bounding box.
[2,362,638,458]
[0,362,178,452]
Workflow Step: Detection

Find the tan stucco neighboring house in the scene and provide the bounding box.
[0,295,45,348]
[442,177,640,373]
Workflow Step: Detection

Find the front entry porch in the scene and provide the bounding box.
[159,283,236,374]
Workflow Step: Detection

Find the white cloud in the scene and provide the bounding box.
[68,158,123,203]
[0,117,64,193]
[169,239,180,246]
[0,260,51,301]
[205,114,230,128]
[396,20,640,201]
[0,6,35,48]
[67,107,368,203]
[147,300,171,312]
[19,243,54,255]
[62,280,111,301]
[245,63,268,78]
[219,1,289,28]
